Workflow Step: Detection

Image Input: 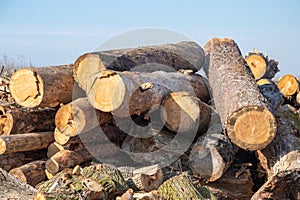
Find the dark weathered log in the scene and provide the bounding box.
[118,164,164,192]
[204,38,276,150]
[161,91,211,133]
[205,165,254,200]
[9,64,74,108]
[45,148,93,175]
[9,160,46,187]
[74,41,205,91]
[245,49,279,80]
[189,111,237,182]
[157,173,205,200]
[0,167,38,200]
[0,132,54,154]
[256,78,284,111]
[85,69,210,118]
[254,105,300,199]
[0,106,56,135]
[55,97,114,137]
[277,74,299,98]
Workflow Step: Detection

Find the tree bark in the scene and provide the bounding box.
[118,164,164,192]
[0,167,37,200]
[47,136,84,158]
[0,132,54,154]
[277,74,299,98]
[55,97,114,137]
[204,38,277,150]
[45,148,93,175]
[189,111,237,182]
[9,64,75,108]
[0,106,56,135]
[74,41,205,91]
[9,160,46,187]
[157,173,205,200]
[256,78,284,111]
[161,91,211,133]
[85,69,210,118]
[253,105,300,199]
[245,49,279,80]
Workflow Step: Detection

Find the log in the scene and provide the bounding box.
[55,97,114,137]
[85,69,210,118]
[189,111,237,182]
[118,164,164,192]
[245,49,279,80]
[9,64,74,108]
[9,160,46,187]
[45,148,93,175]
[157,173,205,200]
[256,78,284,111]
[0,132,54,154]
[0,167,38,200]
[161,91,211,133]
[0,106,56,135]
[277,74,299,98]
[74,41,205,91]
[253,105,300,199]
[204,38,277,150]
[47,137,84,158]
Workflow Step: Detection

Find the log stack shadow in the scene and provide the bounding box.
[0,40,299,199]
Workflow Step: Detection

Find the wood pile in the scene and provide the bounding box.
[0,39,299,199]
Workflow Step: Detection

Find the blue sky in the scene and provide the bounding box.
[0,0,299,77]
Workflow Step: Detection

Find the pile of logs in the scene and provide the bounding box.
[0,39,299,200]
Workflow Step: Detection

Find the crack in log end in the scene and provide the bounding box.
[227,106,277,151]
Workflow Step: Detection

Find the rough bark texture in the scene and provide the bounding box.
[157,173,205,200]
[253,105,300,199]
[0,106,56,135]
[9,160,46,187]
[189,111,237,182]
[0,150,47,171]
[256,78,284,111]
[85,69,210,118]
[0,167,38,200]
[161,91,211,133]
[245,49,279,80]
[74,41,205,90]
[0,132,54,154]
[204,38,276,150]
[55,97,114,137]
[9,64,74,108]
[45,148,93,175]
[118,164,164,192]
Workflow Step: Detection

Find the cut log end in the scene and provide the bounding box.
[74,53,105,90]
[256,78,272,86]
[54,128,70,145]
[34,192,47,200]
[0,138,7,154]
[161,92,200,132]
[9,168,27,183]
[89,70,126,112]
[245,54,267,80]
[45,158,59,175]
[55,103,86,137]
[0,106,13,135]
[278,74,299,97]
[227,106,277,150]
[9,68,43,108]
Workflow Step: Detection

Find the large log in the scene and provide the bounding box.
[253,105,300,199]
[74,41,205,91]
[204,38,277,150]
[84,69,210,118]
[0,167,38,200]
[0,106,56,135]
[55,97,114,137]
[244,49,279,80]
[161,91,211,133]
[0,132,54,154]
[9,64,74,108]
[9,160,46,187]
[189,113,237,182]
